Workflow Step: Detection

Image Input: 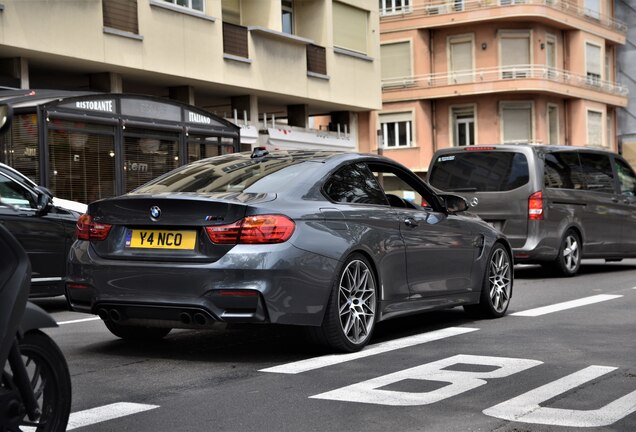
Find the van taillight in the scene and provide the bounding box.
[528,191,544,220]
[76,214,112,241]
[205,215,295,244]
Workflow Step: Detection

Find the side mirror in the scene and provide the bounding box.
[0,104,13,135]
[34,186,53,215]
[441,194,469,213]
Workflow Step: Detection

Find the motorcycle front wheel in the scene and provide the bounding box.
[4,330,72,431]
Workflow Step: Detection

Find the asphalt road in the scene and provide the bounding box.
[35,259,636,432]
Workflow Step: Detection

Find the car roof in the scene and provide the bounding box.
[433,144,616,156]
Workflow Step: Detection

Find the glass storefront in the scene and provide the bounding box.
[0,91,240,204]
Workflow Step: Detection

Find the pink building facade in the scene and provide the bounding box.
[360,0,629,177]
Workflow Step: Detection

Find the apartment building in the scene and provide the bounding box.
[366,0,629,176]
[0,0,381,202]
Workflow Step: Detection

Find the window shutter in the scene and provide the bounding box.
[222,0,241,25]
[502,105,532,143]
[587,111,602,146]
[381,42,411,80]
[379,112,412,124]
[586,43,602,76]
[501,36,529,67]
[102,0,139,34]
[333,1,368,54]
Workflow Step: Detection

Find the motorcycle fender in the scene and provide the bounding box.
[19,302,57,334]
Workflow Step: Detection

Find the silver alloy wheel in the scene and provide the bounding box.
[488,248,512,313]
[337,259,376,345]
[562,233,580,273]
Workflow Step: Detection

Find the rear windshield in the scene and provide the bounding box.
[429,151,529,192]
[132,152,327,194]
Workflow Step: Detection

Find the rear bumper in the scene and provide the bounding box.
[66,241,339,327]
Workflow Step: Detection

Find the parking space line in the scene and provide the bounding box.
[259,327,478,375]
[57,317,101,325]
[20,402,159,431]
[511,294,623,317]
[66,402,159,430]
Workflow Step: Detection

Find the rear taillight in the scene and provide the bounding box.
[205,215,295,244]
[528,191,544,220]
[76,213,112,241]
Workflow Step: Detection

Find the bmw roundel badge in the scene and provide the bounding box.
[150,206,161,220]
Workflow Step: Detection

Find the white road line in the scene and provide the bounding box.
[57,317,101,325]
[66,402,159,430]
[511,294,623,317]
[21,402,158,431]
[259,326,479,375]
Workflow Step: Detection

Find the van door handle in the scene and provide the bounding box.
[404,218,418,227]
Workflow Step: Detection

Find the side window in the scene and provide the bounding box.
[0,173,36,209]
[615,158,636,197]
[324,163,388,205]
[367,162,435,210]
[579,152,615,194]
[544,152,584,190]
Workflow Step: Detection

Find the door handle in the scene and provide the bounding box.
[404,218,418,227]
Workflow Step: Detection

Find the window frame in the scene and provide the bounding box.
[547,103,559,145]
[499,30,533,79]
[378,111,414,148]
[380,39,413,82]
[585,41,603,86]
[500,101,535,144]
[448,33,475,84]
[450,104,476,147]
[162,0,204,13]
[379,0,411,15]
[586,109,604,147]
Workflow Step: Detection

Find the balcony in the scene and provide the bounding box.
[380,0,626,44]
[382,65,628,106]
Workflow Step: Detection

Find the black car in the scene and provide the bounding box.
[0,163,84,297]
[67,150,513,352]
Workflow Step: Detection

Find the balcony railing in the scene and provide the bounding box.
[380,0,626,34]
[382,65,629,96]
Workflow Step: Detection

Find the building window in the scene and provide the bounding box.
[379,112,413,148]
[587,110,603,146]
[102,0,139,34]
[586,42,602,86]
[501,102,533,143]
[162,0,203,11]
[584,0,600,19]
[500,31,530,79]
[380,41,411,81]
[282,0,293,34]
[379,0,411,15]
[333,1,368,54]
[548,104,559,145]
[546,34,557,78]
[449,35,473,84]
[222,0,241,25]
[607,110,613,149]
[452,107,475,146]
[123,130,180,193]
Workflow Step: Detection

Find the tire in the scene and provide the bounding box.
[10,330,72,432]
[464,243,512,318]
[553,229,581,277]
[103,320,171,341]
[310,253,378,353]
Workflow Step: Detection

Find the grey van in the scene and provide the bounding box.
[428,145,636,276]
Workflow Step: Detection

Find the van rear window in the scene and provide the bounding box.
[429,151,529,192]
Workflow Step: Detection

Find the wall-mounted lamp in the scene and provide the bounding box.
[540,42,545,50]
[481,42,487,50]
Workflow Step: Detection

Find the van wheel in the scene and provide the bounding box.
[553,230,581,277]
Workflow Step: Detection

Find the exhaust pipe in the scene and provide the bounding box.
[109,309,122,323]
[179,312,192,325]
[97,308,109,321]
[193,313,208,326]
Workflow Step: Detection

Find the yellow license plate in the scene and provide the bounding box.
[126,229,197,250]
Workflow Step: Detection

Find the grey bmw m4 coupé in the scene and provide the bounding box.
[67,150,513,352]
